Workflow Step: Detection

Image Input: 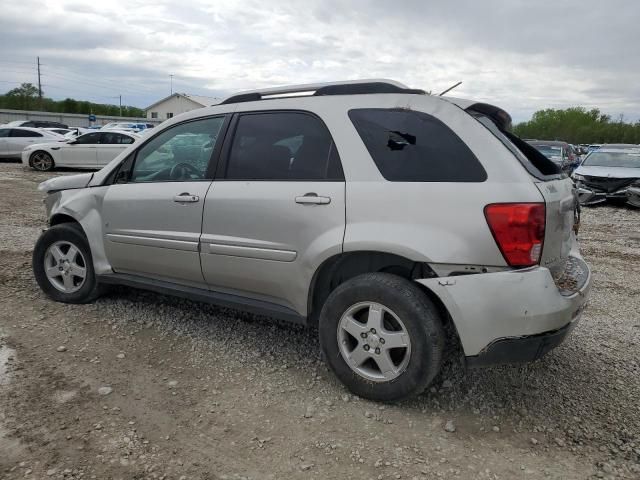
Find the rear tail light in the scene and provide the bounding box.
[484,203,546,267]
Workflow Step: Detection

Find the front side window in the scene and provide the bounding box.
[129,116,224,183]
[11,129,42,138]
[225,112,343,180]
[349,108,486,182]
[73,132,101,144]
[0,129,10,138]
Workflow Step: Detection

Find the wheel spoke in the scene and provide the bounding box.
[50,245,64,262]
[66,245,79,261]
[366,304,384,332]
[46,266,61,278]
[341,315,367,339]
[373,351,397,379]
[382,331,409,349]
[346,345,371,368]
[62,274,74,290]
[69,264,86,279]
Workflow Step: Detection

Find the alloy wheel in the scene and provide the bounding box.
[337,301,412,382]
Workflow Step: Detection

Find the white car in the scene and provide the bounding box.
[0,126,64,158]
[22,130,140,171]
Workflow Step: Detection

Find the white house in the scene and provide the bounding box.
[144,93,219,121]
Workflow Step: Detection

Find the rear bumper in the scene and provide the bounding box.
[416,250,591,360]
[465,318,578,367]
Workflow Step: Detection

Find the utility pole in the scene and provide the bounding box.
[119,95,122,116]
[170,74,174,95]
[37,56,42,108]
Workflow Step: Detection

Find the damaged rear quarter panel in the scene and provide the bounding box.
[46,186,112,275]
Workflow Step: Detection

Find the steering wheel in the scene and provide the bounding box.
[169,162,200,180]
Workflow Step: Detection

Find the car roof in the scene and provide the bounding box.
[528,140,567,147]
[1,126,62,136]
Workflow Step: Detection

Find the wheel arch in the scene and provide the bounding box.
[307,250,439,325]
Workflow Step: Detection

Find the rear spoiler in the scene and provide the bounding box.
[442,97,513,131]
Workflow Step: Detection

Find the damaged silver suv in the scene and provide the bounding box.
[32,80,591,402]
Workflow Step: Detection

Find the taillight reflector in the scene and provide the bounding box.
[484,203,546,267]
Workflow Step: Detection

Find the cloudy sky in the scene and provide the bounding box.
[1,0,639,123]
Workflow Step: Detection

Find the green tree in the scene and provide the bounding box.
[513,107,640,144]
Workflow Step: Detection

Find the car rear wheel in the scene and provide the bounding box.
[319,273,445,402]
[33,223,103,303]
[30,151,54,171]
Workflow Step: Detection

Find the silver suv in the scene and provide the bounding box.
[33,80,591,402]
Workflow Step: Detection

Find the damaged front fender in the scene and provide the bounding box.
[43,186,113,275]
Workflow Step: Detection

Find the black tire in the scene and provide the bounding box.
[319,273,445,402]
[32,222,103,303]
[29,150,55,171]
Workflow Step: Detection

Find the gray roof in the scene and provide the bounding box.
[144,93,219,111]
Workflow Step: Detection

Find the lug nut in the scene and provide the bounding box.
[361,332,368,338]
[363,344,370,351]
[375,347,381,354]
[370,328,376,334]
[379,338,385,344]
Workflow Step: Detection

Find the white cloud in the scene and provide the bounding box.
[0,0,638,122]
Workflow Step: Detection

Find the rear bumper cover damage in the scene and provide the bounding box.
[416,250,591,364]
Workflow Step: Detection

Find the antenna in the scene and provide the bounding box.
[438,81,462,96]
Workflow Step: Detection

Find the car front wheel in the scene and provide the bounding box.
[29,151,55,171]
[33,223,102,303]
[319,273,445,402]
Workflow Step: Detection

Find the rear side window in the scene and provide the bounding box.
[349,108,486,182]
[11,129,42,137]
[225,112,343,181]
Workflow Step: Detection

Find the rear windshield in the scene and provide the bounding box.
[583,151,640,168]
[348,108,487,182]
[473,114,562,178]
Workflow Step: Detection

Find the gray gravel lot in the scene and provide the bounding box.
[0,161,639,479]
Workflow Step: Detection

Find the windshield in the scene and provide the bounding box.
[582,151,640,168]
[534,145,563,161]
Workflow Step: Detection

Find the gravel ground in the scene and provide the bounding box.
[0,161,639,479]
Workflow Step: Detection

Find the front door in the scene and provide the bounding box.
[60,132,100,167]
[201,111,346,314]
[97,132,136,166]
[101,116,227,286]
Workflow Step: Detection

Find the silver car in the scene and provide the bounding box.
[32,79,591,401]
[573,147,640,206]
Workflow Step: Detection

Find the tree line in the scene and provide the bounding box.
[513,107,640,144]
[0,83,145,118]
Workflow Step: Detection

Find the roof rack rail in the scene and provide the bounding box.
[219,79,426,105]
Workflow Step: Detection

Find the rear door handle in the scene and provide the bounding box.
[295,193,331,205]
[173,193,200,203]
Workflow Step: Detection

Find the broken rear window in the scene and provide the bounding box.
[348,108,487,182]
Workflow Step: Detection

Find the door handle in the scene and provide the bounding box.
[173,193,200,203]
[295,193,331,205]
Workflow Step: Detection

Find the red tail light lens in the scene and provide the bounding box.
[484,203,546,267]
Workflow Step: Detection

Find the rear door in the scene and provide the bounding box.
[7,128,44,155]
[200,111,346,314]
[0,129,9,156]
[97,132,135,166]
